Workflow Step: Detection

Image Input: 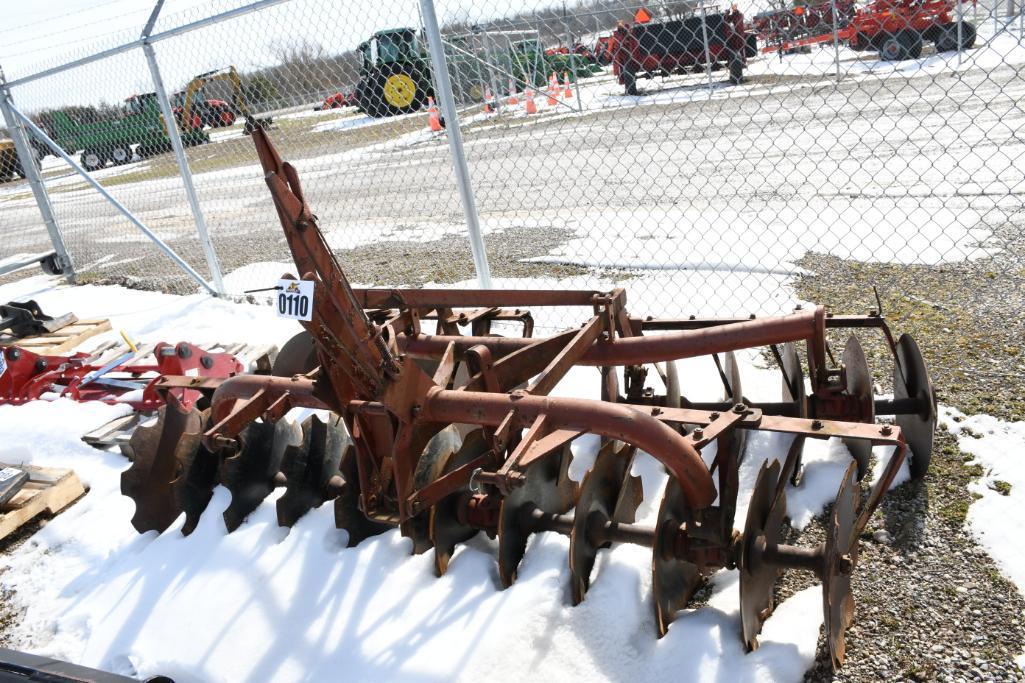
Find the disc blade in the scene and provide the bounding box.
[652,477,702,637]
[120,394,207,534]
[272,331,317,377]
[334,443,392,547]
[430,429,490,576]
[569,441,636,604]
[841,336,874,480]
[739,460,785,650]
[723,352,749,465]
[823,461,858,670]
[498,445,575,588]
[893,334,936,479]
[221,420,292,532]
[277,414,348,527]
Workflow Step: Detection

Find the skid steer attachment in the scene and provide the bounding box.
[121,130,937,670]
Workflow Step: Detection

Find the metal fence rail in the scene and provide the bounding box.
[0,0,1021,317]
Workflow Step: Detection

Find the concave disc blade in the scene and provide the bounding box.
[277,414,348,527]
[120,394,207,534]
[723,351,748,464]
[841,336,874,480]
[271,331,317,377]
[569,441,638,604]
[651,477,702,637]
[497,445,575,588]
[430,429,491,577]
[739,459,786,650]
[893,334,936,479]
[221,420,293,532]
[823,461,858,670]
[781,342,807,486]
[334,442,392,548]
[406,424,464,554]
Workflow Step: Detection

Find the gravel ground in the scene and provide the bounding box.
[791,232,1025,681]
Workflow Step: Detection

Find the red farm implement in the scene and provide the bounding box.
[611,8,758,94]
[753,0,856,46]
[119,129,937,670]
[761,0,976,60]
[0,342,245,411]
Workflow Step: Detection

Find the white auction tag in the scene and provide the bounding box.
[0,350,6,378]
[0,467,21,483]
[275,279,315,321]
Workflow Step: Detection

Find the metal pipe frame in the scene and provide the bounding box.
[140,1,225,296]
[400,307,825,365]
[2,0,292,88]
[0,85,75,282]
[419,0,493,289]
[8,106,219,296]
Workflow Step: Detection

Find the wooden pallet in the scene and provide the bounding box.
[0,464,86,543]
[0,318,111,355]
[81,413,140,450]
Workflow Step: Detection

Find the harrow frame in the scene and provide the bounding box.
[121,130,937,670]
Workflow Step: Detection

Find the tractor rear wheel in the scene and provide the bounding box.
[878,30,920,61]
[360,65,429,118]
[957,21,977,49]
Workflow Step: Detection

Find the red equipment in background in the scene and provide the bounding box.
[0,342,244,411]
[761,0,976,60]
[752,0,856,45]
[611,8,756,94]
[322,90,359,110]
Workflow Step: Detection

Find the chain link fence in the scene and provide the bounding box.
[1,0,1022,319]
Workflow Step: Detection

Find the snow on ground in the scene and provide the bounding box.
[0,268,903,682]
[937,407,1025,669]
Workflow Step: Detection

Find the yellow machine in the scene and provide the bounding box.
[0,138,37,181]
[176,66,272,135]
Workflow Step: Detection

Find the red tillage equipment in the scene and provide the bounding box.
[0,342,244,411]
[761,0,976,61]
[611,8,758,94]
[120,129,937,670]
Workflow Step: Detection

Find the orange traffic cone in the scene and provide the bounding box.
[547,72,558,106]
[563,71,573,98]
[525,88,537,114]
[428,97,442,132]
[483,86,494,114]
[507,78,519,105]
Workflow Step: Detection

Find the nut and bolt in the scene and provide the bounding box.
[811,420,824,430]
[692,428,704,439]
[880,425,893,436]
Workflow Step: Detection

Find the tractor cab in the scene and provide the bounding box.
[355,28,433,117]
[363,28,426,67]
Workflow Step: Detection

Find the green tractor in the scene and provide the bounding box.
[356,28,434,118]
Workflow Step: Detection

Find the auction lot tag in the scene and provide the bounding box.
[0,467,21,483]
[276,280,314,321]
[0,350,6,378]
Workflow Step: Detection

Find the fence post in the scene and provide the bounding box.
[0,79,75,282]
[419,0,493,288]
[140,2,225,296]
[830,0,842,82]
[957,2,964,66]
[699,5,714,96]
